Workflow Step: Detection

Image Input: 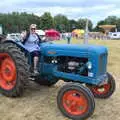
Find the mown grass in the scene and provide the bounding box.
[54,39,120,76]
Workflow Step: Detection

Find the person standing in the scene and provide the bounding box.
[66,32,72,44]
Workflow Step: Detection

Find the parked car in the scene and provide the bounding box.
[108,32,120,39]
[6,33,21,41]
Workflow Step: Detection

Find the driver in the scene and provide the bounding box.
[22,24,41,74]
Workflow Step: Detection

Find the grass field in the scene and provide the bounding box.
[0,39,120,120]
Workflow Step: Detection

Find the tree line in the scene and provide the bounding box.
[0,12,120,34]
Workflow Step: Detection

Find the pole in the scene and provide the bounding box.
[84,19,89,44]
[0,24,3,35]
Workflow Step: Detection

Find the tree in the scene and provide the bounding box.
[0,12,42,33]
[54,14,69,32]
[77,18,93,31]
[93,20,107,32]
[94,16,118,32]
[69,19,77,32]
[105,16,118,25]
[40,12,54,30]
[1,12,120,34]
[116,18,120,31]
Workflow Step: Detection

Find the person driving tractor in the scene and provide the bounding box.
[22,24,41,74]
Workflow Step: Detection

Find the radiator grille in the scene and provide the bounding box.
[98,53,107,75]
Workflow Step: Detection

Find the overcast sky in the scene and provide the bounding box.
[0,0,120,26]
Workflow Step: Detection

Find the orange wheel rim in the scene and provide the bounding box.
[92,84,110,95]
[0,53,17,90]
[62,90,88,116]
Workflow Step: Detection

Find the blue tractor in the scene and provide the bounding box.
[0,40,115,120]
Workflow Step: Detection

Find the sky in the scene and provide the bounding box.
[0,0,120,26]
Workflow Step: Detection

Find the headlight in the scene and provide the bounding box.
[86,62,92,69]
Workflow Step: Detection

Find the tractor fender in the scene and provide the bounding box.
[2,40,29,53]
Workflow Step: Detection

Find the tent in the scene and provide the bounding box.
[72,29,85,37]
[45,29,60,40]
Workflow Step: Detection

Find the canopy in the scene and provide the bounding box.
[99,25,116,34]
[45,29,60,40]
[72,29,85,35]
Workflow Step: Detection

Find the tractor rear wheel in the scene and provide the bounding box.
[0,42,29,97]
[57,83,95,120]
[86,73,115,99]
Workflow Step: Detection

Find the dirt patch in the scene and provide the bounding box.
[0,76,119,120]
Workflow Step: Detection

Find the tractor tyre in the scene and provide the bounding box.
[86,72,115,99]
[0,42,29,97]
[57,83,95,120]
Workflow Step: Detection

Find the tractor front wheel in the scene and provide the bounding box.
[57,83,95,120]
[86,73,115,99]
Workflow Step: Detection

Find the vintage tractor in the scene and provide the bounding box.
[0,40,115,120]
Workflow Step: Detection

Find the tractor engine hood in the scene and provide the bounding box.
[41,43,108,57]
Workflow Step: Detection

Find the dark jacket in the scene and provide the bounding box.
[22,32,41,45]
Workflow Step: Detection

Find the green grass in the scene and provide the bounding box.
[54,39,120,76]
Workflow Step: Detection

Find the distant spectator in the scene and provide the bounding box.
[66,33,72,44]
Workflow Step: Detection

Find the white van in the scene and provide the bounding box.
[108,32,120,39]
